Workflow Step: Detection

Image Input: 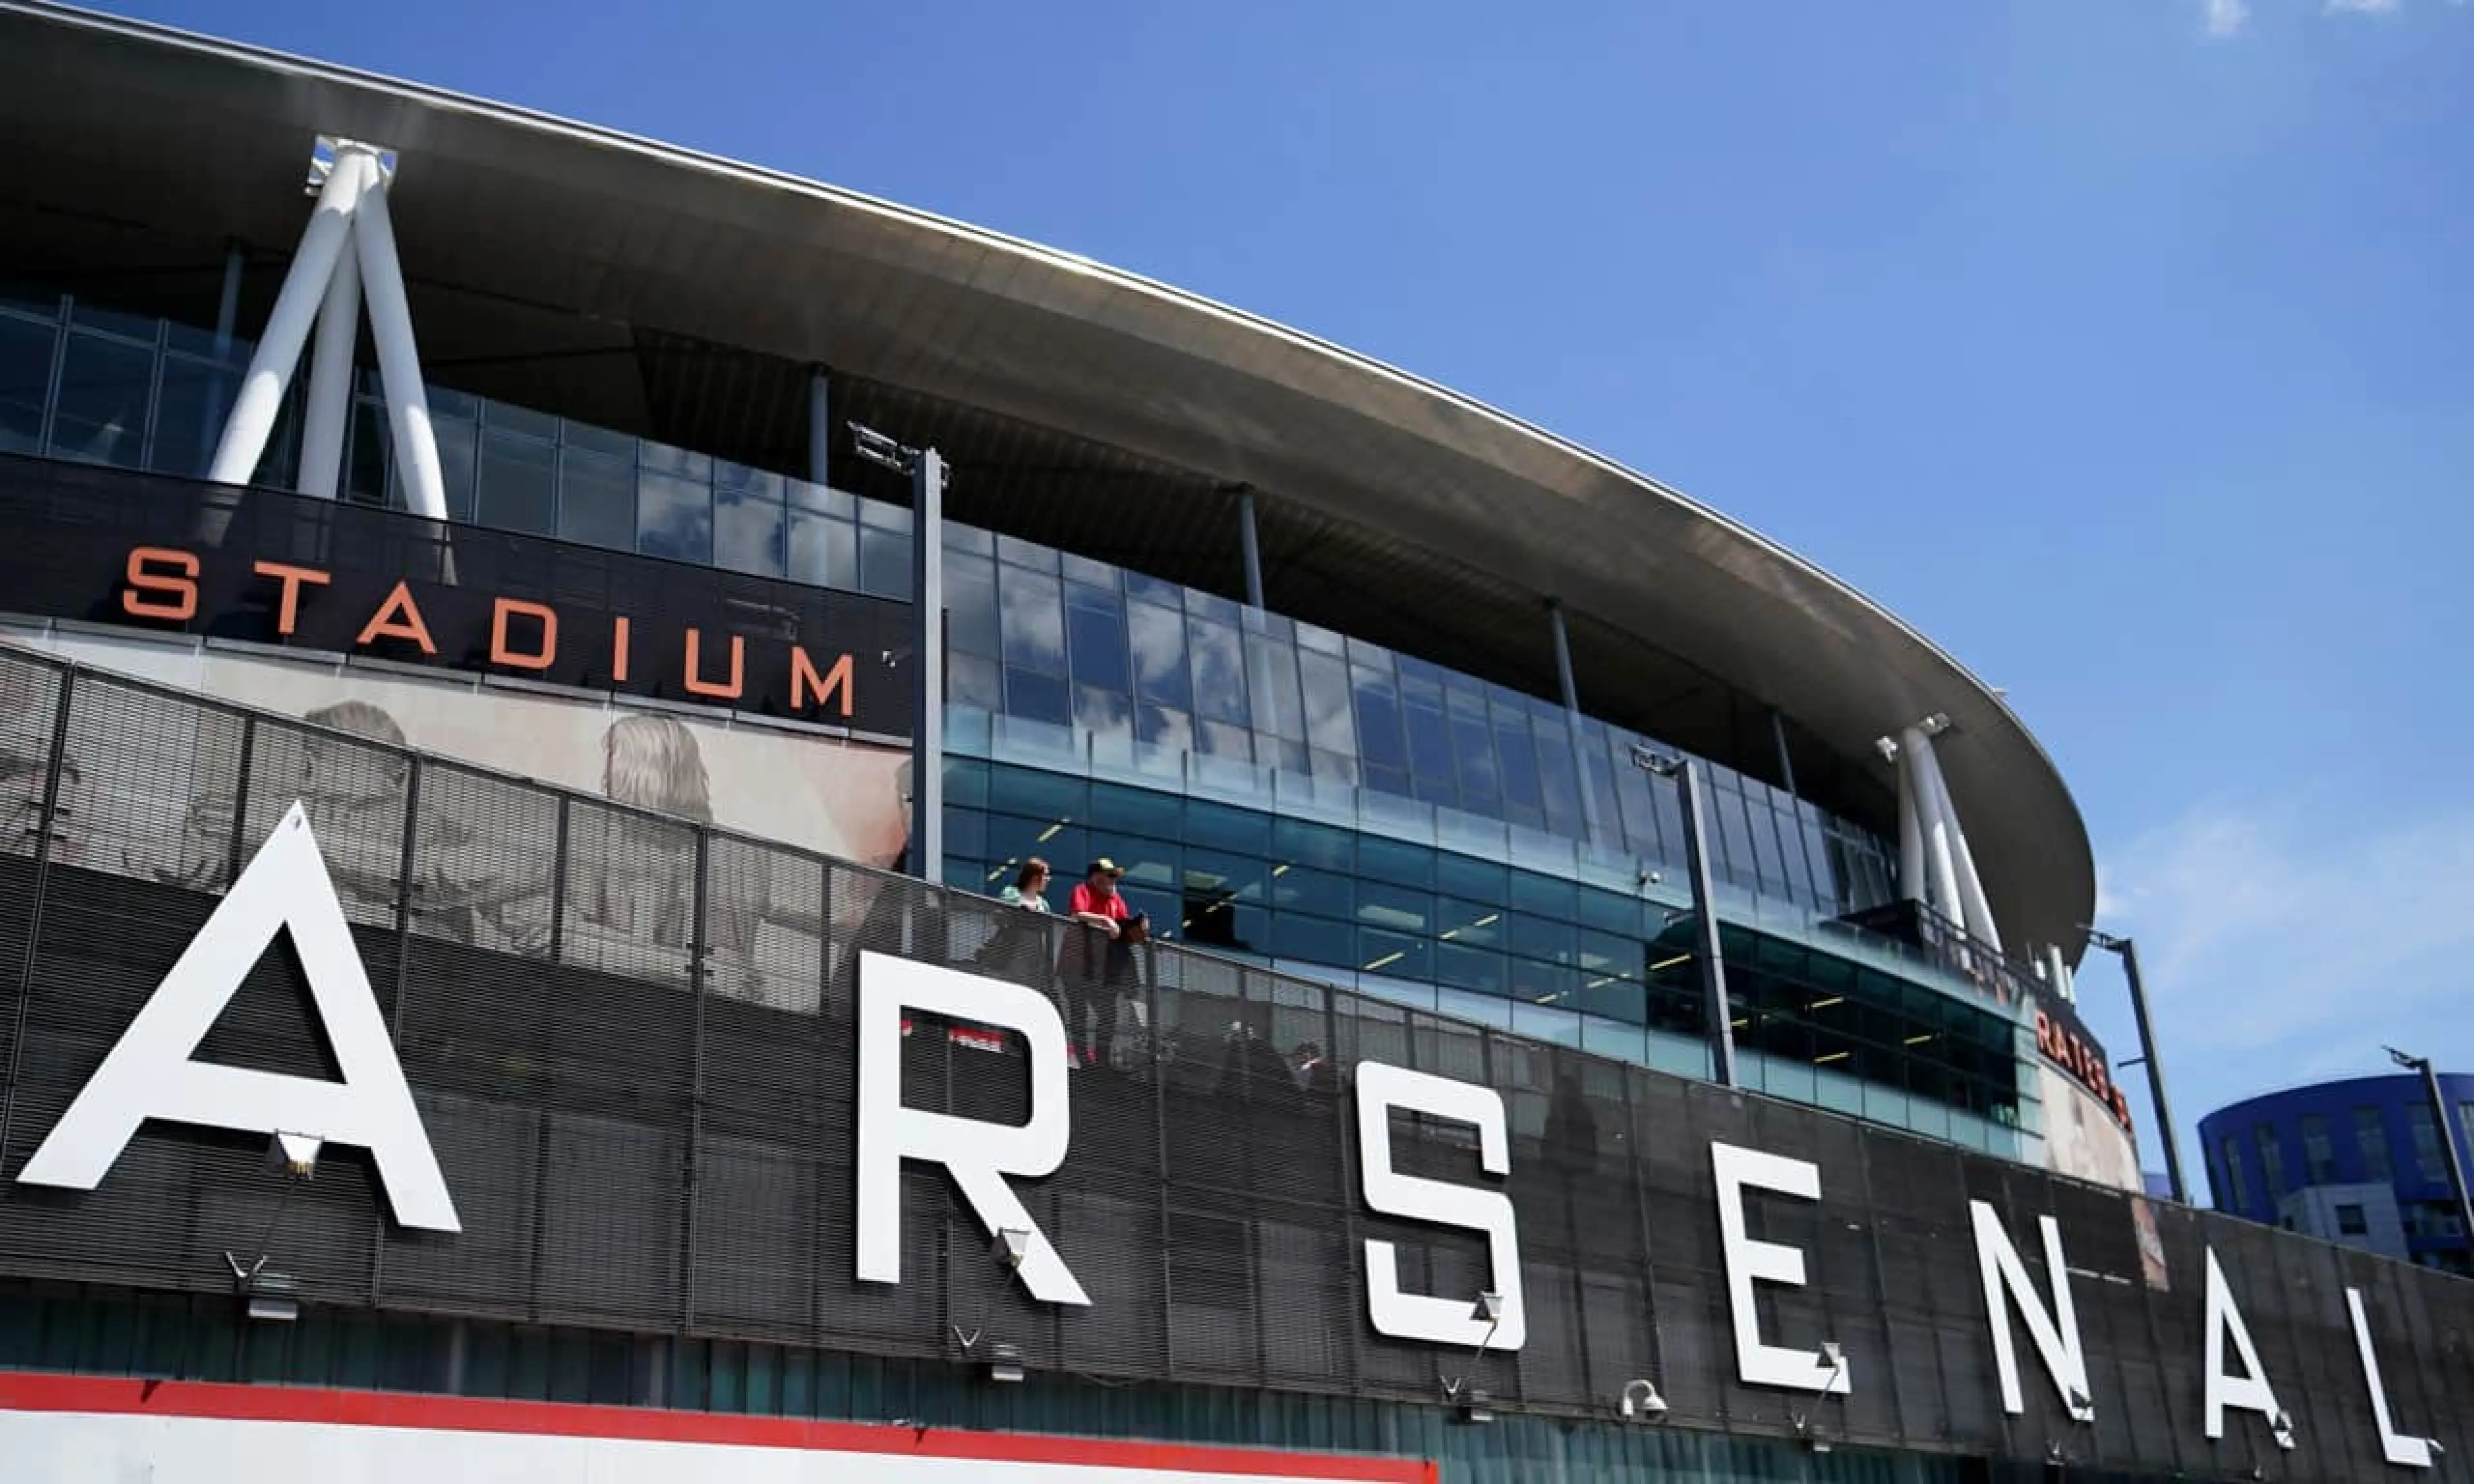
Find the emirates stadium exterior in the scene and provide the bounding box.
[0,5,2468,1482]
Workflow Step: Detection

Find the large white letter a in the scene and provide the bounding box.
[17,802,459,1232]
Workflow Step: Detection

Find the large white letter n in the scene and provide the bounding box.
[17,803,459,1232]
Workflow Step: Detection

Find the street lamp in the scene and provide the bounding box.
[2384,1046,2474,1257]
[850,421,948,888]
[2080,928,2188,1204]
[1629,746,1734,1088]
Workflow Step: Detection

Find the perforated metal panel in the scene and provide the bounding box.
[0,646,2468,1484]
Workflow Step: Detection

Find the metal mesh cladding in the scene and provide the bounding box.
[1,645,2473,1479]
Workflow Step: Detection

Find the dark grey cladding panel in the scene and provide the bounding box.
[0,640,2464,1483]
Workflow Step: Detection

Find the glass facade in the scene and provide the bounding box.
[945,758,2028,1149]
[0,286,2037,1154]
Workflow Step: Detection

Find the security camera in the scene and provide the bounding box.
[1620,1379,1668,1422]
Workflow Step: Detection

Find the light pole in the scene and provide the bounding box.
[850,423,946,888]
[1630,747,1735,1088]
[2384,1046,2474,1260]
[2080,929,2187,1204]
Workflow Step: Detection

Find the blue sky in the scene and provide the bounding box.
[102,0,2474,1181]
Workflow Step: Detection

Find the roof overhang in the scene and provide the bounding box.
[0,0,2096,962]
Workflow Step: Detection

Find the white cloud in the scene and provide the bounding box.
[2205,0,2254,35]
[2096,797,2474,1080]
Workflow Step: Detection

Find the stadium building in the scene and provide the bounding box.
[0,5,2468,1481]
[2201,1073,2474,1275]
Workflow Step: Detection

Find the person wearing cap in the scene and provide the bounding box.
[1064,857,1139,1067]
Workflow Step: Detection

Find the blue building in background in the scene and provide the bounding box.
[2201,1073,2474,1273]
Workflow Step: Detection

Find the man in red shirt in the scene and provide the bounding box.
[1065,858,1137,1067]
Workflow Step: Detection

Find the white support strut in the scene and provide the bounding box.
[206,147,372,488]
[296,222,363,500]
[1908,726,2004,953]
[350,162,449,523]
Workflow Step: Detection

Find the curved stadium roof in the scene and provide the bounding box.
[0,0,2096,963]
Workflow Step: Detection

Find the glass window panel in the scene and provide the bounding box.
[1578,973,1647,1025]
[859,496,912,531]
[558,446,636,551]
[1294,620,1345,656]
[1091,781,1183,840]
[639,440,710,479]
[945,555,999,658]
[1185,587,1242,625]
[1493,705,1542,813]
[997,566,1066,674]
[1534,716,1584,826]
[1195,718,1252,759]
[1272,912,1356,966]
[789,478,853,517]
[144,355,232,477]
[995,533,1058,572]
[1510,870,1577,919]
[1073,683,1133,744]
[1298,651,1356,757]
[1577,888,1642,938]
[1272,817,1354,871]
[1435,944,1507,998]
[1358,927,1430,980]
[68,298,159,342]
[788,509,858,591]
[1003,667,1071,727]
[1450,709,1499,811]
[477,429,557,536]
[484,399,560,439]
[1060,551,1116,589]
[342,398,391,506]
[1402,676,1453,785]
[1352,668,1407,772]
[1356,834,1434,889]
[1577,929,1638,979]
[1136,703,1191,753]
[1122,569,1182,606]
[1509,956,1580,1008]
[858,524,910,600]
[1707,779,1756,888]
[1127,602,1191,710]
[1356,880,1435,935]
[1187,618,1248,726]
[1065,585,1131,692]
[433,415,478,523]
[1510,913,1576,965]
[1269,865,1356,920]
[637,470,713,564]
[1435,899,1502,948]
[1243,631,1305,741]
[563,420,634,458]
[1185,799,1271,855]
[1182,848,1267,904]
[1743,794,1787,893]
[715,480,786,577]
[0,315,55,455]
[48,330,153,467]
[989,766,1087,821]
[1435,853,1509,904]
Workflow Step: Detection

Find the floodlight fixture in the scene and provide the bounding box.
[992,1227,1032,1271]
[269,1130,321,1182]
[1619,1378,1668,1422]
[984,1342,1025,1385]
[1453,1387,1495,1426]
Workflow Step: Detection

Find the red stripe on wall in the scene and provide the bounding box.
[0,1372,1435,1483]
